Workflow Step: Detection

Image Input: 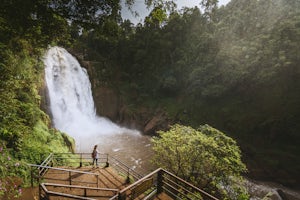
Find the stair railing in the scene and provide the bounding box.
[30,153,219,200]
[40,183,118,200]
[52,153,143,182]
[115,168,219,200]
[29,164,99,187]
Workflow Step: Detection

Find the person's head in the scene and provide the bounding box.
[94,145,97,149]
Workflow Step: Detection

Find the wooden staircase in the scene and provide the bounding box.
[41,166,173,200]
[28,153,218,200]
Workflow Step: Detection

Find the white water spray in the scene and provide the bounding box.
[44,46,139,151]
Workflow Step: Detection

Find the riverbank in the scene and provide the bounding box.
[245,178,300,200]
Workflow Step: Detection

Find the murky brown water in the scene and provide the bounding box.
[92,133,155,175]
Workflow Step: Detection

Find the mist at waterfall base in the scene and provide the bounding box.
[44,47,145,152]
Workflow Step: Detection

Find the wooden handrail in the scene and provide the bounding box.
[40,183,118,200]
[37,153,53,177]
[52,153,143,181]
[108,155,143,181]
[162,169,219,200]
[119,168,161,194]
[29,164,98,175]
[39,153,53,167]
[42,182,118,191]
[33,153,219,200]
[29,164,99,187]
[118,168,219,200]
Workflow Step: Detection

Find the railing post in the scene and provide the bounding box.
[80,153,82,167]
[126,168,130,184]
[157,169,163,194]
[96,174,99,188]
[50,153,53,167]
[118,192,126,200]
[105,154,109,167]
[69,171,72,185]
[39,184,41,200]
[30,167,34,187]
[38,173,41,185]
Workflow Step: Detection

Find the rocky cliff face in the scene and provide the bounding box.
[92,84,171,135]
[75,58,171,135]
[93,86,120,121]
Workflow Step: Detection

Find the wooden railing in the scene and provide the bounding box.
[40,183,118,200]
[38,153,54,177]
[116,168,219,200]
[51,152,106,167]
[30,153,219,200]
[29,164,99,187]
[108,155,143,182]
[161,169,219,200]
[29,152,143,187]
[29,153,55,187]
[52,153,143,182]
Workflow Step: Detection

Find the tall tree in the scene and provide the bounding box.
[152,124,248,199]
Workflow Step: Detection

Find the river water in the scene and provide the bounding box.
[44,46,300,200]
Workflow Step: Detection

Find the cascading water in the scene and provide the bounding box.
[44,46,139,151]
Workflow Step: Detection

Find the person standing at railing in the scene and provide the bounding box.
[92,145,99,167]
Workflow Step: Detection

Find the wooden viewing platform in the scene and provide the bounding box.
[40,166,173,200]
[24,153,218,200]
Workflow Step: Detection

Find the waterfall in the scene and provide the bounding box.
[44,46,139,151]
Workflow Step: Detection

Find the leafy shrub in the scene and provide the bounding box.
[152,124,249,199]
[0,142,29,199]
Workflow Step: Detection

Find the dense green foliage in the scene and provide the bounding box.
[0,47,75,197]
[0,0,122,197]
[78,0,300,187]
[0,46,42,150]
[0,143,27,199]
[152,124,248,199]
